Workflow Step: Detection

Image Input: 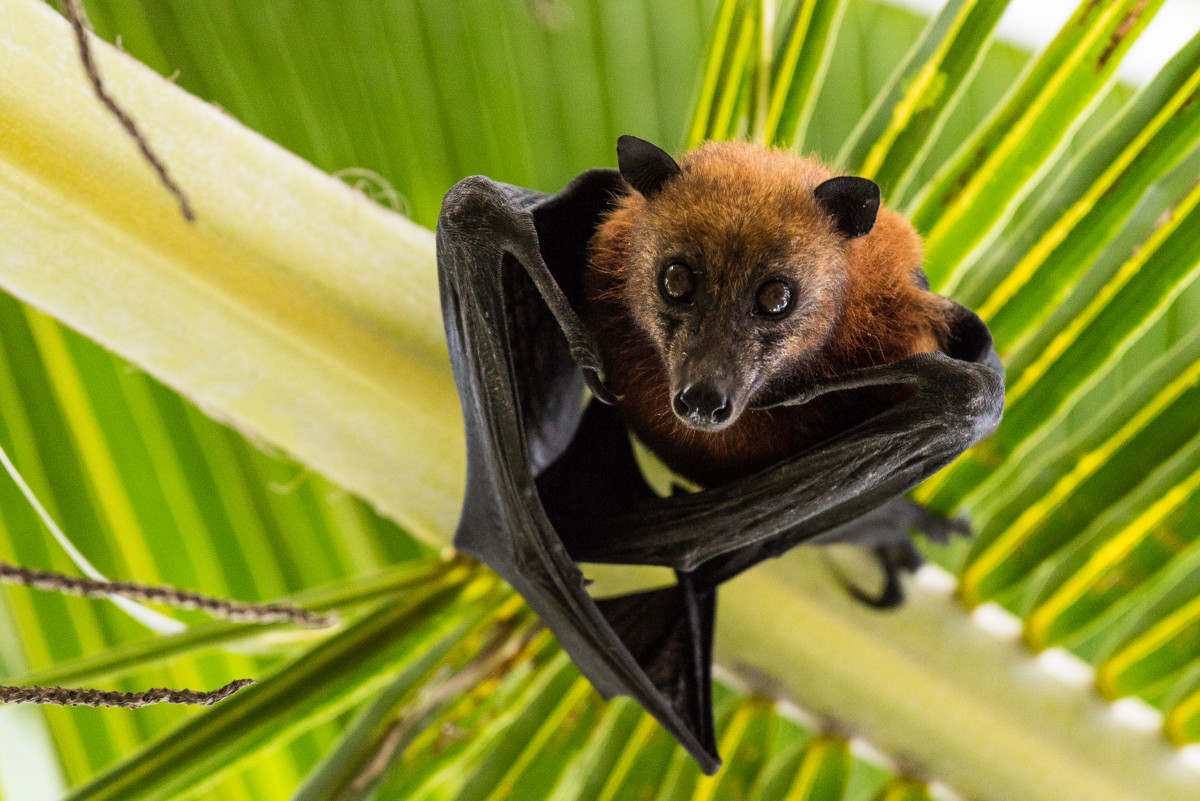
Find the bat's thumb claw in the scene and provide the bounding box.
[584,369,618,405]
[569,343,617,404]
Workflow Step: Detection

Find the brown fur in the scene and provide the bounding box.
[584,142,951,487]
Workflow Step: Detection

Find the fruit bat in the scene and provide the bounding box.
[435,136,1004,773]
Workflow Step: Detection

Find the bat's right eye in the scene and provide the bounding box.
[660,262,696,304]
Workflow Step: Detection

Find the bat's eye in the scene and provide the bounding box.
[754,280,793,317]
[660,262,696,304]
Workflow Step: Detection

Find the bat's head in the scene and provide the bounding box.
[612,136,881,432]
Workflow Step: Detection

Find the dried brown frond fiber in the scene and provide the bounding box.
[0,679,255,707]
[0,562,335,628]
[61,0,196,221]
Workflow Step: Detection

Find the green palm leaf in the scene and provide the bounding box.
[3,0,1200,799]
[837,0,1006,197]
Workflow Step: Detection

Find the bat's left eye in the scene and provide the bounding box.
[660,262,696,304]
[754,280,793,317]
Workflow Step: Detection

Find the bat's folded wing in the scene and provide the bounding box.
[437,171,721,772]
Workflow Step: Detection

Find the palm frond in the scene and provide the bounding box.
[3,0,1200,799]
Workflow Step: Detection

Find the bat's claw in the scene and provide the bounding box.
[909,505,972,544]
[826,541,922,610]
[579,365,617,405]
[845,573,905,609]
[587,372,618,405]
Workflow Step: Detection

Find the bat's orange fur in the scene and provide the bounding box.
[583,142,953,487]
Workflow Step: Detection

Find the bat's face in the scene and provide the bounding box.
[618,142,852,432]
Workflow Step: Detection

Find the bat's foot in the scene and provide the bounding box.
[840,542,922,609]
[822,498,972,608]
[907,503,971,545]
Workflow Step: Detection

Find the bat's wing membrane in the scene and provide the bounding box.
[437,172,721,772]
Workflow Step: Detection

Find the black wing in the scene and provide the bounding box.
[437,171,721,772]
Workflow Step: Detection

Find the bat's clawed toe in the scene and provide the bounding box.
[850,542,923,609]
[823,530,927,610]
[906,502,973,544]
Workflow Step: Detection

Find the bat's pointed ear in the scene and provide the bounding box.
[814,176,881,239]
[617,135,682,198]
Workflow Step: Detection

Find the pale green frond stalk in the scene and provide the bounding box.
[0,0,461,543]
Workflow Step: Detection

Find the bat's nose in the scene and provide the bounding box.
[674,384,732,429]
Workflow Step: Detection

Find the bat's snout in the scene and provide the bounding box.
[673,383,735,430]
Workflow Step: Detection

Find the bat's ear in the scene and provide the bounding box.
[814,176,881,239]
[617,135,682,198]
